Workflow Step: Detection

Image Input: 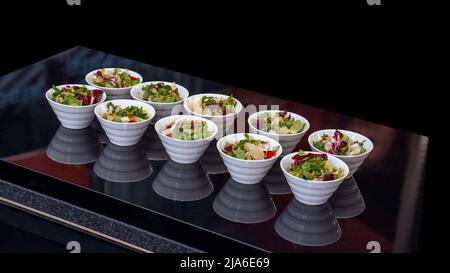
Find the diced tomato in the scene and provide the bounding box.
[130,76,137,81]
[264,150,275,159]
[73,86,80,90]
[127,114,138,123]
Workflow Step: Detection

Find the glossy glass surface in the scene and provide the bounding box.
[0,47,427,252]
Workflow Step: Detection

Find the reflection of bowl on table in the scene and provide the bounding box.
[141,126,169,161]
[200,139,227,174]
[262,158,291,195]
[46,125,102,165]
[212,178,276,224]
[93,143,153,182]
[329,176,366,218]
[152,159,213,201]
[275,198,341,246]
[103,179,153,204]
[90,118,108,144]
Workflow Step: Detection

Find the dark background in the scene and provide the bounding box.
[0,0,434,137]
[0,0,436,259]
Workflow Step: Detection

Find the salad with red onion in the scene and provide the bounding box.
[288,151,345,181]
[313,129,367,156]
[252,111,306,134]
[92,68,140,88]
[142,82,181,103]
[51,85,103,106]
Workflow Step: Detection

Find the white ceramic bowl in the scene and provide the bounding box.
[94,99,155,146]
[308,129,374,176]
[46,84,107,129]
[280,151,350,206]
[216,133,282,184]
[248,110,310,157]
[85,68,143,100]
[183,93,243,138]
[155,115,218,164]
[130,81,189,122]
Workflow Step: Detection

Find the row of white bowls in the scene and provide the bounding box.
[153,112,373,206]
[46,68,374,206]
[48,68,245,143]
[215,130,372,206]
[87,68,245,137]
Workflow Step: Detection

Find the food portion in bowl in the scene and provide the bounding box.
[50,85,104,106]
[160,118,214,140]
[193,95,237,116]
[142,82,181,103]
[92,68,140,88]
[102,102,150,123]
[287,150,345,181]
[251,111,306,134]
[222,133,280,160]
[312,129,366,156]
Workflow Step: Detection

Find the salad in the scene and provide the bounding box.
[51,85,103,106]
[161,119,213,140]
[92,68,140,88]
[313,130,366,156]
[223,134,279,160]
[253,111,306,134]
[288,151,345,181]
[102,102,149,123]
[193,95,237,116]
[142,82,181,103]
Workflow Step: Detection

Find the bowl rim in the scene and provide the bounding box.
[94,99,155,125]
[216,133,283,163]
[130,81,189,106]
[183,93,243,118]
[85,68,143,90]
[45,84,107,109]
[307,129,374,158]
[155,114,218,143]
[280,151,350,183]
[248,110,310,137]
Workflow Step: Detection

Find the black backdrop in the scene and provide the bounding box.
[0,0,437,257]
[0,0,434,137]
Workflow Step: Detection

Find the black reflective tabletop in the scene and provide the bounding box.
[0,46,427,253]
[0,202,133,253]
